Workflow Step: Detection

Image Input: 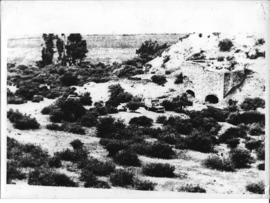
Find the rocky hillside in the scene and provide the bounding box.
[145,32,266,103]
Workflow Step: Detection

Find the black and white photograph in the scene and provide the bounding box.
[1,0,269,199]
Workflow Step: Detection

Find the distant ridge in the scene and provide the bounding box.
[8,33,185,49]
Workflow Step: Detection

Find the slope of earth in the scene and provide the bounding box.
[146,32,266,103]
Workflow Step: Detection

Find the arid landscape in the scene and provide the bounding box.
[6,32,266,195]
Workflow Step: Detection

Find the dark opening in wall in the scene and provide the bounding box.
[186,90,195,98]
[205,94,219,104]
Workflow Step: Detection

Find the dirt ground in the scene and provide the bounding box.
[6,99,265,195]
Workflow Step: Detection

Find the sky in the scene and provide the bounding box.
[1,0,269,38]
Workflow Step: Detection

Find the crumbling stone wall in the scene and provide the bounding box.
[181,63,224,102]
[224,70,246,97]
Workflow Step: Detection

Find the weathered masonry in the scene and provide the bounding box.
[180,62,247,103]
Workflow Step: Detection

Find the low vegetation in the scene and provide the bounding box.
[110,169,134,187]
[113,150,141,166]
[7,109,40,130]
[6,34,266,193]
[204,155,235,172]
[218,39,233,52]
[129,116,153,127]
[133,179,156,191]
[142,163,175,177]
[229,148,254,168]
[177,184,206,193]
[28,169,77,187]
[246,181,265,194]
[240,97,265,111]
[151,75,167,86]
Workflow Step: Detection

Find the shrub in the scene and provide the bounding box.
[81,171,110,188]
[113,150,141,166]
[49,109,64,123]
[129,116,153,127]
[117,65,143,78]
[226,138,240,149]
[15,83,40,100]
[151,75,167,86]
[59,99,86,122]
[245,140,262,151]
[141,127,163,137]
[28,169,77,187]
[7,96,25,104]
[240,98,265,111]
[227,111,265,125]
[67,124,85,135]
[201,106,228,122]
[165,116,193,135]
[46,123,64,131]
[229,148,253,168]
[7,161,26,183]
[257,163,265,170]
[97,117,125,138]
[204,155,235,171]
[80,112,98,127]
[55,148,88,163]
[156,116,167,124]
[246,182,264,194]
[136,40,169,62]
[7,109,40,130]
[162,100,176,111]
[158,132,177,144]
[142,163,175,177]
[80,169,98,184]
[218,39,233,51]
[60,73,78,86]
[13,116,40,130]
[91,103,108,116]
[249,123,264,135]
[110,169,134,187]
[101,139,129,156]
[178,184,206,193]
[85,179,111,188]
[174,73,184,84]
[79,92,92,105]
[133,179,156,191]
[107,84,133,107]
[255,38,265,45]
[140,142,175,159]
[70,139,84,150]
[48,156,62,168]
[185,131,214,153]
[78,158,115,176]
[106,104,118,114]
[219,127,247,143]
[126,101,141,112]
[7,138,49,168]
[189,111,221,133]
[256,146,265,160]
